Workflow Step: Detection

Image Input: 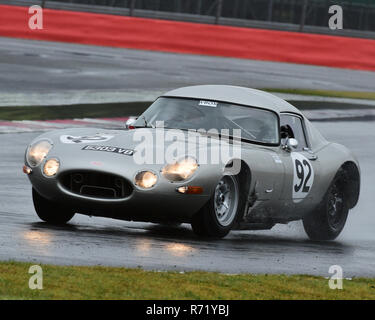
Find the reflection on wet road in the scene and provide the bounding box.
[0,121,374,276]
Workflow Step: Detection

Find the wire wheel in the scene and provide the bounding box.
[214,175,239,227]
[327,183,345,231]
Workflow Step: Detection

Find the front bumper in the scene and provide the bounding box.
[25,157,216,222]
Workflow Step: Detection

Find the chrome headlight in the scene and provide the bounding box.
[161,157,198,182]
[26,140,53,167]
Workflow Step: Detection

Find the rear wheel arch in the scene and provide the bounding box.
[340,161,360,209]
[303,169,349,241]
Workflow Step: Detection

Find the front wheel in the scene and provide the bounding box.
[191,175,240,238]
[32,188,75,224]
[303,170,349,241]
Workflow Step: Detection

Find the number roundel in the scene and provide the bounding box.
[291,153,314,202]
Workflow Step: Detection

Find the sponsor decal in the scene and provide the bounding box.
[291,152,314,202]
[60,134,114,144]
[198,100,218,107]
[82,145,134,156]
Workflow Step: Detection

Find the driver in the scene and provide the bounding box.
[280,124,295,145]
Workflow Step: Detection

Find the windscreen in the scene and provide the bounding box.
[133,97,279,145]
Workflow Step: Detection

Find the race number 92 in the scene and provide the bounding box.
[291,153,314,202]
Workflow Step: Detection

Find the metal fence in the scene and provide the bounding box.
[42,0,375,31]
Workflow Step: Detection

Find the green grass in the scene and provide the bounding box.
[1,261,375,300]
[262,88,375,100]
[0,102,150,121]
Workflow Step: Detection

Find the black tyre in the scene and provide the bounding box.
[191,175,241,238]
[303,170,349,241]
[32,188,75,224]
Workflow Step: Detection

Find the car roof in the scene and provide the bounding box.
[162,85,301,115]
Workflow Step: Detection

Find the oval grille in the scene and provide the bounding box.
[60,171,132,199]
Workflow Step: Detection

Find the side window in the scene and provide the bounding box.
[280,114,308,150]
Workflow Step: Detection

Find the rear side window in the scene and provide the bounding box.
[280,114,308,150]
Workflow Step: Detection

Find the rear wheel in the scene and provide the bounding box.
[191,175,240,238]
[32,188,75,224]
[303,170,349,240]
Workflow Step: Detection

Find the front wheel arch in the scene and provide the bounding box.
[232,160,252,224]
[32,188,75,224]
[191,160,251,238]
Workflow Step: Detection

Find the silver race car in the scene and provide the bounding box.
[23,85,360,239]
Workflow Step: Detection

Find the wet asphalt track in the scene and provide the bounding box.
[1,36,375,94]
[1,121,375,277]
[1,36,375,276]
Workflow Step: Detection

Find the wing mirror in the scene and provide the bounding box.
[125,117,137,129]
[283,138,298,152]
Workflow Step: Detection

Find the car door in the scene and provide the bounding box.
[278,113,320,209]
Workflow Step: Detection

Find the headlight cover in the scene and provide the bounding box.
[161,157,198,182]
[26,140,53,167]
[134,171,158,189]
